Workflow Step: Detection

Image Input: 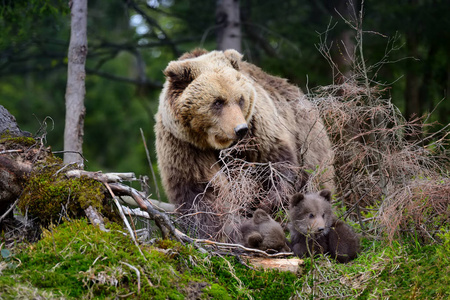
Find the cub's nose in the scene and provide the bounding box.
[234,124,248,139]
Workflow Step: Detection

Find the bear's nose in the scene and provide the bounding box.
[234,124,248,139]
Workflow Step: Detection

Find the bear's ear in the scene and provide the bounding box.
[290,193,305,207]
[163,61,194,84]
[178,48,208,61]
[319,190,332,202]
[253,209,270,224]
[224,49,243,70]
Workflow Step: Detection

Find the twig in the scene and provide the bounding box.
[109,183,184,243]
[84,206,109,232]
[140,128,161,201]
[66,170,136,182]
[52,150,88,162]
[0,149,23,154]
[193,239,294,258]
[104,182,147,260]
[0,198,20,222]
[120,261,141,295]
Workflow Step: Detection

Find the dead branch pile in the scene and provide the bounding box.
[182,141,301,243]
[312,81,449,241]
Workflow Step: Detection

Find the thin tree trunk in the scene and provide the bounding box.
[216,0,242,52]
[64,0,88,165]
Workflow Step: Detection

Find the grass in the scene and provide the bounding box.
[1,218,449,299]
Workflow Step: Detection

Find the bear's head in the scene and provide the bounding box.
[159,50,256,150]
[252,209,271,225]
[289,190,335,236]
[244,209,288,251]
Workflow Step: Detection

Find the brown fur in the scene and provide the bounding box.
[155,49,335,239]
[240,209,290,252]
[288,190,360,263]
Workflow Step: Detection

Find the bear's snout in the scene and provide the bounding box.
[234,123,248,139]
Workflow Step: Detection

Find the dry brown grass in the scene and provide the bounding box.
[312,69,449,243]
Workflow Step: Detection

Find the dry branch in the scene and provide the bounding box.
[65,170,184,243]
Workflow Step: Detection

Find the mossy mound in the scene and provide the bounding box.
[0,135,36,148]
[0,219,300,299]
[18,159,106,226]
[1,219,450,299]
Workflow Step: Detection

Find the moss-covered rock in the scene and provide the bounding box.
[18,159,106,226]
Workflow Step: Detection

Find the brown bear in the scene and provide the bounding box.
[288,190,360,263]
[155,49,335,239]
[240,209,290,252]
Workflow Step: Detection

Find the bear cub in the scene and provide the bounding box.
[240,209,290,252]
[288,190,360,263]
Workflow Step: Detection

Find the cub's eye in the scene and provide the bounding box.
[238,96,245,108]
[309,213,314,219]
[212,98,225,110]
[322,214,325,218]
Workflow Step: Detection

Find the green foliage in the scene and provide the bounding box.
[2,219,450,299]
[18,160,106,226]
[0,219,302,299]
[362,238,450,299]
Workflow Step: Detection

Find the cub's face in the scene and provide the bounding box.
[289,190,334,236]
[161,50,256,150]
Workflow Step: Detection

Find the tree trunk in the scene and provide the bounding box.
[216,0,242,52]
[0,105,29,137]
[64,0,88,166]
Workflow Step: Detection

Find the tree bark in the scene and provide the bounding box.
[216,0,242,52]
[64,0,88,165]
[0,105,30,137]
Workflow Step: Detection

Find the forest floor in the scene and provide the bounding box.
[1,218,449,299]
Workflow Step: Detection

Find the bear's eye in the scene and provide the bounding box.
[322,214,325,218]
[212,98,225,110]
[309,213,314,219]
[238,96,245,108]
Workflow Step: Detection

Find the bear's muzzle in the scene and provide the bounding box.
[234,123,248,139]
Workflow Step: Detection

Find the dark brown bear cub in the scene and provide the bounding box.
[240,209,290,252]
[288,190,360,263]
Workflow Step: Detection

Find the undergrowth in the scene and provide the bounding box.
[0,219,298,299]
[1,218,449,299]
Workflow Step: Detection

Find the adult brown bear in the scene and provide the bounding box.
[155,49,334,240]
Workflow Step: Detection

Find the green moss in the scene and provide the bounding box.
[3,218,448,299]
[0,219,306,299]
[0,135,36,148]
[18,160,106,226]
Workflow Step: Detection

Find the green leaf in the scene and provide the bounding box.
[1,248,11,260]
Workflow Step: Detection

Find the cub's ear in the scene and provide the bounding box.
[319,190,332,202]
[253,209,270,224]
[247,232,263,248]
[224,49,243,70]
[163,61,194,84]
[290,193,305,207]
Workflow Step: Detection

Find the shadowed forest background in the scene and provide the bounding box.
[1,0,449,200]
